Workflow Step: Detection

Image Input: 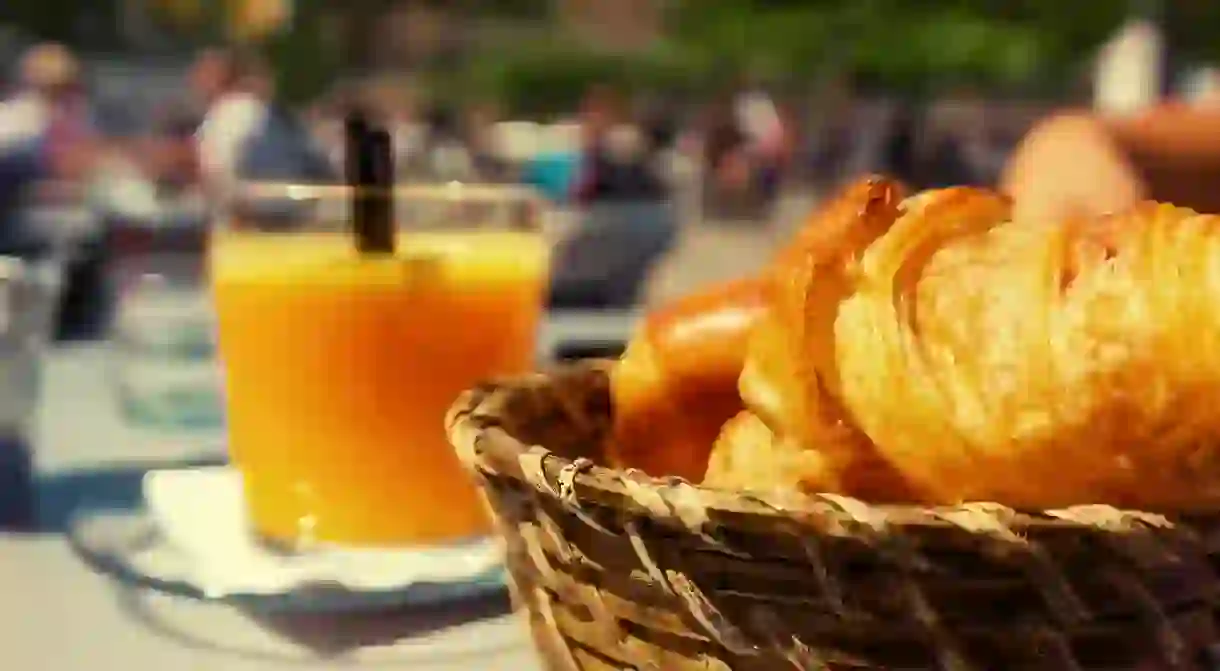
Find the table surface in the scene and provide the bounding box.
[2,310,638,669]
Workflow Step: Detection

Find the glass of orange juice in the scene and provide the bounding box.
[210,182,548,548]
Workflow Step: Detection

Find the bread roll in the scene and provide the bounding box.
[610,276,767,480]
[610,176,903,481]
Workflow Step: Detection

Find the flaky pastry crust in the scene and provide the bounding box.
[711,181,1220,510]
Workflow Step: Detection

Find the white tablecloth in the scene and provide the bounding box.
[1,310,638,669]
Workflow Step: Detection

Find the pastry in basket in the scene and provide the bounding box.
[712,177,926,500]
[609,275,768,482]
[831,195,1220,510]
[449,177,1220,671]
[609,176,905,482]
[711,186,1010,499]
[617,175,1220,512]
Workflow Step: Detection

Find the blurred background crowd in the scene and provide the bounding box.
[0,0,1216,338]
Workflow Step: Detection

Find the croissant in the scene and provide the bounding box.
[610,176,903,480]
[713,183,1220,510]
[837,196,1220,509]
[610,276,767,481]
[707,176,919,500]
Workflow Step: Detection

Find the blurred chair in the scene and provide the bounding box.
[551,116,678,309]
[549,200,677,309]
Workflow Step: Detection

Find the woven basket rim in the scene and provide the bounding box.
[446,362,1220,671]
[444,361,1208,538]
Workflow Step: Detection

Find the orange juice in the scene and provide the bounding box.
[210,230,547,546]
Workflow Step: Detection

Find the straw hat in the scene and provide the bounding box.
[18,43,80,91]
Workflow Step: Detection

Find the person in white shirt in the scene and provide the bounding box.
[188,48,272,204]
[734,88,783,158]
[0,43,95,170]
[733,86,788,203]
[0,43,79,150]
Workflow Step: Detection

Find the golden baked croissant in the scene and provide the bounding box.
[713,184,1220,510]
[610,276,768,481]
[836,196,1220,510]
[706,176,922,500]
[610,176,902,480]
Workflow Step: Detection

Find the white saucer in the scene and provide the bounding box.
[69,465,506,613]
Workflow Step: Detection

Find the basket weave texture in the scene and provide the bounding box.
[445,361,1220,670]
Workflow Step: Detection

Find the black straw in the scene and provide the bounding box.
[345,112,395,255]
[367,129,396,253]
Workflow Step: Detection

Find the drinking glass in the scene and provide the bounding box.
[107,221,224,431]
[211,182,548,548]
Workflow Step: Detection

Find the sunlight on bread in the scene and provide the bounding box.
[611,175,1220,511]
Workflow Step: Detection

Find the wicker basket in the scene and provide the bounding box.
[445,361,1220,670]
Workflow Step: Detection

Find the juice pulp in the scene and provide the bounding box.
[210,230,547,546]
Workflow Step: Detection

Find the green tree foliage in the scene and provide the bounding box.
[666,0,1135,93]
[1165,0,1220,64]
[443,39,710,116]
[666,2,835,82]
[0,0,125,48]
[261,0,341,104]
[439,0,1142,114]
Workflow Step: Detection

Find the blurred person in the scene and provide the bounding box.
[840,96,903,184]
[0,44,113,340]
[571,85,668,205]
[95,103,205,222]
[419,104,474,182]
[303,83,360,174]
[703,94,749,195]
[881,104,919,186]
[82,105,200,226]
[521,120,581,202]
[0,43,89,149]
[189,47,271,199]
[464,101,509,180]
[956,103,1009,188]
[1093,15,1164,117]
[551,85,677,308]
[148,104,204,195]
[734,81,789,201]
[639,99,680,179]
[238,98,334,186]
[0,42,99,257]
[917,94,988,189]
[190,47,333,206]
[702,89,788,217]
